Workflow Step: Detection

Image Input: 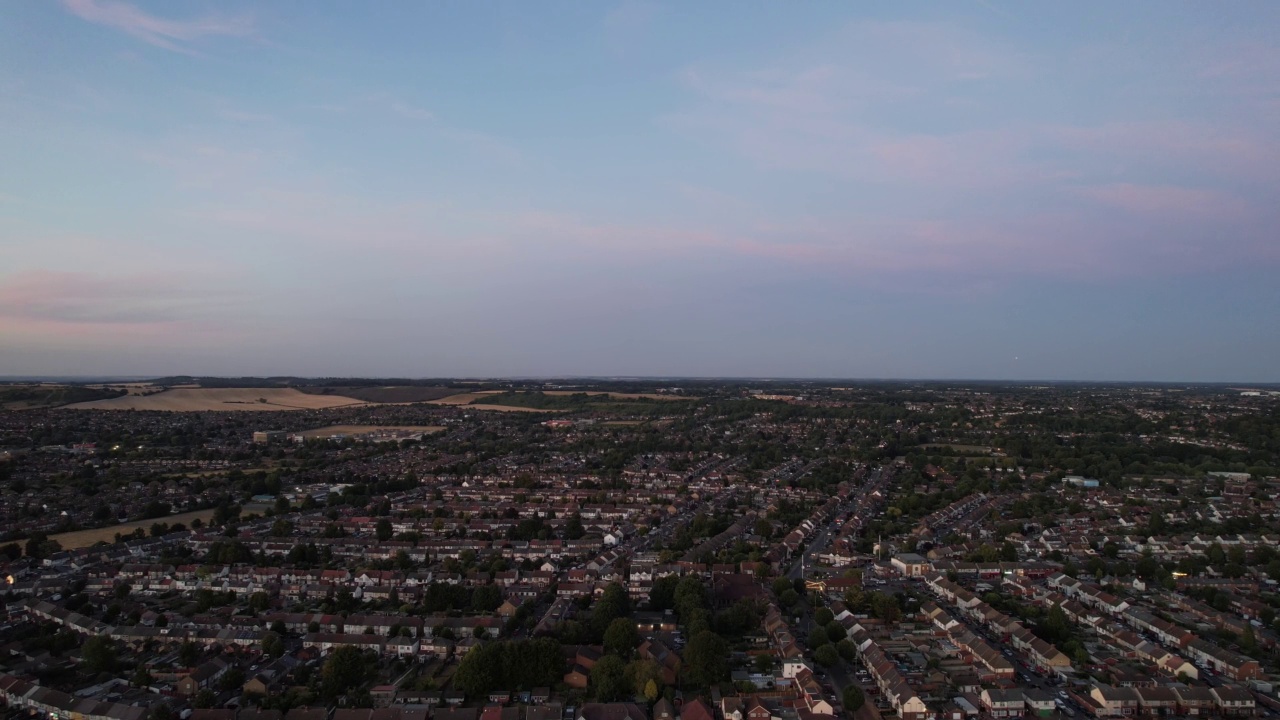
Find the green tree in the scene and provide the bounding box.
[194,690,216,709]
[219,667,245,692]
[590,655,628,701]
[649,575,680,611]
[592,583,632,638]
[262,632,285,658]
[843,685,865,712]
[626,659,664,698]
[808,626,831,648]
[376,518,393,542]
[683,631,729,686]
[179,641,200,667]
[321,646,370,698]
[82,635,117,673]
[814,607,835,626]
[825,620,846,644]
[604,618,640,658]
[1042,604,1070,643]
[836,639,856,662]
[814,644,838,667]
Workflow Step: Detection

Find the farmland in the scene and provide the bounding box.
[45,508,218,551]
[294,424,446,439]
[62,387,368,411]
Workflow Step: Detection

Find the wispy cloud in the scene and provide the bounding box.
[60,0,254,53]
[0,270,243,327]
[391,101,435,121]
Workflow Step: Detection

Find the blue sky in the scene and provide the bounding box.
[1,1,1278,380]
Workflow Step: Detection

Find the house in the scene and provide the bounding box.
[1089,685,1140,716]
[891,553,931,577]
[285,708,330,720]
[680,699,714,720]
[177,658,230,696]
[1212,686,1256,716]
[576,703,648,720]
[1134,687,1178,716]
[980,689,1025,719]
[564,665,590,690]
[652,699,675,720]
[1023,690,1055,718]
[745,698,774,720]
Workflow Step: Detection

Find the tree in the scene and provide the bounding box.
[825,620,846,644]
[604,618,640,658]
[1042,604,1070,643]
[814,644,838,667]
[836,639,856,662]
[626,659,664,698]
[649,575,680,611]
[322,646,370,698]
[814,607,835,626]
[683,631,729,686]
[593,583,632,638]
[843,685,865,712]
[194,690,216,709]
[566,513,585,540]
[249,591,271,613]
[591,655,628,701]
[263,632,285,658]
[808,626,831,648]
[219,667,246,692]
[376,518,393,542]
[179,641,200,667]
[82,635,117,673]
[1241,623,1258,654]
[643,679,660,702]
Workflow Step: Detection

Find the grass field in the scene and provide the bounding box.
[427,392,493,405]
[299,386,460,404]
[453,403,563,413]
[63,388,369,411]
[295,424,446,438]
[540,390,695,400]
[44,508,218,551]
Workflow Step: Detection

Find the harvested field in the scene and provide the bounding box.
[426,393,566,412]
[299,386,459,404]
[427,393,493,405]
[540,390,695,400]
[296,424,446,439]
[63,388,368,411]
[44,509,217,552]
[455,403,563,413]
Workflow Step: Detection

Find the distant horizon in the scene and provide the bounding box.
[3,2,1278,380]
[2,374,1279,387]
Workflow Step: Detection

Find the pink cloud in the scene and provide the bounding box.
[1078,183,1252,220]
[0,270,242,329]
[60,0,254,52]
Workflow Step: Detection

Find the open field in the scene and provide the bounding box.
[299,386,459,404]
[295,424,446,439]
[427,392,496,405]
[454,403,563,413]
[44,509,218,552]
[1,384,130,410]
[540,390,696,400]
[63,388,368,411]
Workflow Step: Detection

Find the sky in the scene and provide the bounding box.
[1,2,1278,381]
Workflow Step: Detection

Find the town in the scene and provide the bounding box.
[1,380,1278,720]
